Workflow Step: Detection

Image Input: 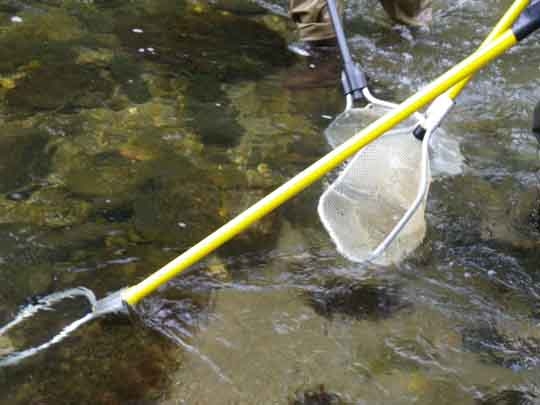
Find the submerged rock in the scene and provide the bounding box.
[75,47,114,66]
[47,100,203,200]
[2,319,181,405]
[462,324,540,371]
[204,256,231,281]
[477,390,537,405]
[110,53,151,104]
[290,385,342,405]
[306,278,409,321]
[6,63,113,112]
[130,155,227,244]
[62,151,154,197]
[0,188,92,227]
[17,10,84,41]
[430,175,540,247]
[0,10,83,75]
[0,262,55,313]
[184,98,245,147]
[114,6,292,83]
[0,8,120,115]
[226,81,321,168]
[0,128,49,194]
[114,5,294,146]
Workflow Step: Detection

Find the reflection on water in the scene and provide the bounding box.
[0,0,539,403]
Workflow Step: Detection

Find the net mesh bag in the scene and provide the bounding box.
[318,107,429,264]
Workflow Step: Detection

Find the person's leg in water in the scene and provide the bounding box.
[288,0,341,56]
[533,100,540,134]
[288,0,432,56]
[379,0,432,27]
[285,0,341,88]
[285,0,432,89]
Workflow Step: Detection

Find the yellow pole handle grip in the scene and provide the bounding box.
[121,31,518,306]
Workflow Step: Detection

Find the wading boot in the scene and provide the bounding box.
[287,38,338,58]
[533,100,540,134]
[285,38,340,89]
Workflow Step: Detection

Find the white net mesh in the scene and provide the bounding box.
[319,107,429,264]
[325,105,390,149]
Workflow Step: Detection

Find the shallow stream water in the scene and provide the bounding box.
[0,0,539,404]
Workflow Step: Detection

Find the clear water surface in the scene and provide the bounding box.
[0,0,539,404]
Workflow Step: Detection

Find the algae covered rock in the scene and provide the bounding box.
[48,100,184,154]
[61,151,154,198]
[0,8,118,114]
[0,10,83,75]
[204,256,231,281]
[132,163,223,245]
[6,64,114,112]
[47,99,202,199]
[76,47,115,66]
[0,128,50,193]
[0,335,15,357]
[110,53,151,104]
[225,80,323,168]
[16,10,84,42]
[0,188,92,227]
[3,319,181,405]
[113,4,294,146]
[114,6,292,83]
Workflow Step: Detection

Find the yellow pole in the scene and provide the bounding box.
[122,30,517,305]
[122,30,519,306]
[123,31,518,306]
[447,0,529,99]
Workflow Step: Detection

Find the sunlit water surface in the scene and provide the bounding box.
[0,0,539,404]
